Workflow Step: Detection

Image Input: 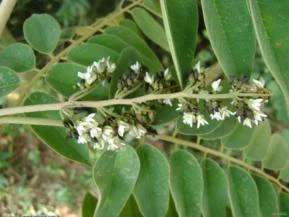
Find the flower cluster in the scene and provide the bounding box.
[64,112,149,151]
[77,57,116,89]
[177,62,269,128]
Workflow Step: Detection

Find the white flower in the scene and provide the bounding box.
[183,112,196,127]
[253,78,265,88]
[144,72,155,85]
[196,114,208,128]
[90,127,102,138]
[243,118,252,128]
[102,125,115,141]
[93,58,106,73]
[136,124,147,139]
[163,99,172,106]
[164,68,171,80]
[77,134,89,144]
[211,79,222,92]
[106,61,116,73]
[117,120,130,137]
[176,103,183,111]
[248,98,263,111]
[194,61,201,73]
[92,139,105,150]
[77,71,97,85]
[210,111,223,121]
[130,61,141,74]
[219,107,235,119]
[253,110,267,125]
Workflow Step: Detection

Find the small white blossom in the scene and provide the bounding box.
[210,111,223,121]
[183,112,196,127]
[102,125,115,141]
[243,118,252,128]
[144,72,155,85]
[107,136,125,151]
[176,103,183,111]
[106,61,116,73]
[135,124,147,139]
[248,98,263,111]
[194,61,201,73]
[117,120,130,137]
[253,78,265,88]
[90,127,102,138]
[93,58,106,73]
[211,79,222,92]
[253,110,267,125]
[77,134,89,144]
[196,114,208,128]
[163,99,172,106]
[77,71,96,86]
[210,107,235,121]
[130,61,141,74]
[164,68,171,80]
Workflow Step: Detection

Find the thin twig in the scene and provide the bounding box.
[0,91,271,117]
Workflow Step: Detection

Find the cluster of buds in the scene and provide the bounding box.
[177,62,269,128]
[77,57,116,89]
[70,57,270,152]
[63,112,149,151]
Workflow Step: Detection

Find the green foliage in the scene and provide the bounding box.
[201,0,255,77]
[161,0,198,88]
[0,66,19,97]
[24,92,91,165]
[82,192,98,217]
[0,43,35,72]
[23,14,61,54]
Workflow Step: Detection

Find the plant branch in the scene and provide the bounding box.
[0,117,63,126]
[0,91,271,117]
[0,0,17,37]
[156,135,289,193]
[16,0,143,104]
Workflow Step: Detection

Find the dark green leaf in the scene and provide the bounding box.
[67,43,119,66]
[161,0,198,87]
[253,175,279,217]
[119,196,143,217]
[227,166,260,217]
[222,124,255,149]
[105,26,162,72]
[201,0,255,77]
[201,117,237,140]
[248,0,289,109]
[131,7,169,51]
[134,144,169,217]
[82,192,97,217]
[0,43,35,72]
[23,14,61,54]
[279,192,289,214]
[170,150,203,217]
[119,19,143,36]
[0,66,19,97]
[93,145,140,217]
[263,133,289,170]
[202,159,227,217]
[24,92,91,165]
[88,34,128,53]
[245,120,271,160]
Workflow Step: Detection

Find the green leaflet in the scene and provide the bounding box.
[88,34,128,53]
[202,159,227,217]
[0,43,35,72]
[169,150,203,217]
[161,0,198,88]
[24,92,91,166]
[245,120,271,161]
[263,133,289,170]
[67,43,119,66]
[119,196,143,217]
[227,166,260,217]
[93,145,140,217]
[105,26,162,72]
[222,124,255,149]
[0,66,19,97]
[133,144,170,217]
[119,19,143,36]
[248,0,289,109]
[253,175,279,217]
[279,192,289,214]
[82,192,97,217]
[131,7,169,51]
[23,14,61,54]
[201,0,255,77]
